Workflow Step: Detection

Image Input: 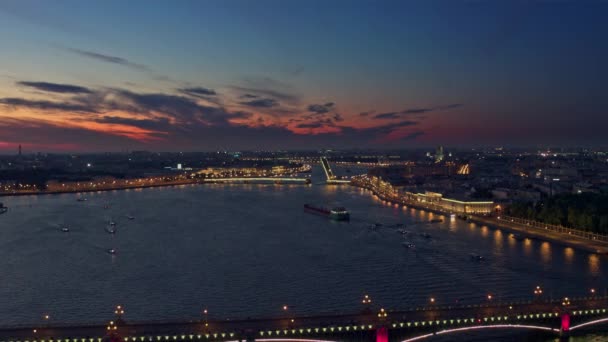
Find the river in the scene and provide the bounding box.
[0,168,606,341]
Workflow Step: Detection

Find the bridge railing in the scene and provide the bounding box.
[3,295,605,331]
[498,216,608,243]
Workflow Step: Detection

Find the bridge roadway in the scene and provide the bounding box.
[2,296,608,342]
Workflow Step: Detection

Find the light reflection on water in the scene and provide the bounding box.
[565,247,575,266]
[589,254,601,276]
[540,242,552,263]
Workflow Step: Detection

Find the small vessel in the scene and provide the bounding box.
[61,225,70,232]
[402,242,416,249]
[109,220,116,226]
[470,253,484,261]
[398,229,410,235]
[107,248,116,255]
[76,197,87,202]
[420,232,432,239]
[106,226,116,234]
[430,219,443,223]
[0,203,7,214]
[304,204,350,221]
[126,215,135,220]
[510,233,526,241]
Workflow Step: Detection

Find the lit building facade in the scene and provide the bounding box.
[405,191,495,215]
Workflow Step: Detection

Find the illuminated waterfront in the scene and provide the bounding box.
[0,168,606,328]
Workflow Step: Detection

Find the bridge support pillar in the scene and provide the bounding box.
[243,330,256,342]
[376,326,388,342]
[560,313,570,338]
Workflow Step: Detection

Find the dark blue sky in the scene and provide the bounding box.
[0,0,607,151]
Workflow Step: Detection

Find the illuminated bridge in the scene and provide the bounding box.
[320,157,351,185]
[3,296,608,342]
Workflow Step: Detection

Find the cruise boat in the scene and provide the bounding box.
[0,203,7,214]
[304,204,350,221]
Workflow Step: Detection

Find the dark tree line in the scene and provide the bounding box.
[506,193,608,234]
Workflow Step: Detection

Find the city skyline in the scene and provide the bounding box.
[1,0,608,152]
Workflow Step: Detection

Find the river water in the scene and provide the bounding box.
[0,168,606,338]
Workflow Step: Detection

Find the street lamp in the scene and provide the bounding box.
[377,308,388,318]
[487,294,493,301]
[114,305,125,320]
[106,320,117,331]
[590,288,596,295]
[534,285,543,296]
[202,309,208,327]
[429,297,435,304]
[562,297,571,306]
[362,294,372,305]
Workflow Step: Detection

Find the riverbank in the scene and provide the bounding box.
[351,181,608,255]
[0,178,310,198]
[470,216,608,255]
[0,180,202,197]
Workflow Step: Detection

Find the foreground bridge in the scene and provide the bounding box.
[3,296,608,342]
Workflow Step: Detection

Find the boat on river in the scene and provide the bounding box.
[304,204,350,221]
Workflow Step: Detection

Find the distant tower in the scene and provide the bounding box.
[435,146,444,163]
[18,144,22,157]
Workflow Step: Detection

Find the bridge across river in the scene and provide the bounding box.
[320,157,351,185]
[2,296,608,342]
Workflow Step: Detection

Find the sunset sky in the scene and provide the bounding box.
[1,0,607,152]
